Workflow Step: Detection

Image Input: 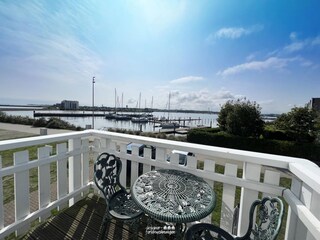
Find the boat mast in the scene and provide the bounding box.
[121,92,123,109]
[168,92,171,120]
[114,88,117,113]
[151,96,153,109]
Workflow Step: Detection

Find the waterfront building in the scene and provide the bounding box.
[60,100,79,110]
[307,98,320,112]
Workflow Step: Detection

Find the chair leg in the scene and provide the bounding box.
[130,217,140,240]
[100,213,111,240]
[100,222,107,240]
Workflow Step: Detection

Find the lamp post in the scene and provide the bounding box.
[92,76,95,129]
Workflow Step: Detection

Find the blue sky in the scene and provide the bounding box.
[0,0,319,113]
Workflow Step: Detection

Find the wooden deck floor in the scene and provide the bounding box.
[21,194,178,240]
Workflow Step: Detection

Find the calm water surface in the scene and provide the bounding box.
[3,110,218,132]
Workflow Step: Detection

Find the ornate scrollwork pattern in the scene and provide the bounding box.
[132,169,216,223]
[251,198,283,240]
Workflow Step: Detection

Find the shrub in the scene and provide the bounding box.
[45,118,79,130]
[187,128,320,162]
[33,117,47,127]
[274,107,317,142]
[262,129,295,141]
[217,99,264,138]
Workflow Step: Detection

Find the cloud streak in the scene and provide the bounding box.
[170,76,204,84]
[206,25,263,42]
[167,89,242,110]
[283,34,320,53]
[217,57,299,76]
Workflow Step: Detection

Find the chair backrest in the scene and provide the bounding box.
[236,196,284,240]
[94,152,126,201]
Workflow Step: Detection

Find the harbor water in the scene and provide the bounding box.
[2,110,218,132]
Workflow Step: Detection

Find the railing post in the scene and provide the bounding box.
[262,170,280,197]
[14,150,30,236]
[285,178,306,240]
[142,147,152,174]
[155,147,166,170]
[202,159,215,223]
[119,143,128,188]
[305,186,320,240]
[38,146,52,222]
[220,163,238,232]
[0,156,3,229]
[82,139,90,197]
[237,162,261,236]
[68,138,82,206]
[57,143,68,210]
[130,145,139,187]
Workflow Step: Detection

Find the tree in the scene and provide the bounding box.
[275,106,317,142]
[217,99,264,137]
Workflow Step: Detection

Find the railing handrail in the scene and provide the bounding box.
[0,130,92,151]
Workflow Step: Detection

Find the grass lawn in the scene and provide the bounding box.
[0,129,37,141]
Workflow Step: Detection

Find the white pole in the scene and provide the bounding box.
[92,77,95,129]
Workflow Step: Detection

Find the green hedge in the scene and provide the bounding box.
[0,112,83,131]
[262,129,316,143]
[187,128,320,163]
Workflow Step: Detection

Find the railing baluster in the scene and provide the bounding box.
[155,147,166,170]
[302,183,318,240]
[202,159,215,223]
[307,190,320,240]
[130,145,139,187]
[119,143,128,188]
[187,155,197,169]
[220,163,237,233]
[14,150,30,236]
[0,156,3,229]
[142,147,152,173]
[38,146,52,222]
[57,143,68,210]
[285,178,304,240]
[82,139,90,197]
[237,162,261,236]
[68,138,82,206]
[262,170,280,198]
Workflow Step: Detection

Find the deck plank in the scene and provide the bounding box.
[21,194,177,240]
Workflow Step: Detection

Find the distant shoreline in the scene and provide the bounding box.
[0,104,280,117]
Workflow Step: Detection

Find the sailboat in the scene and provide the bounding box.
[131,92,149,123]
[160,92,180,129]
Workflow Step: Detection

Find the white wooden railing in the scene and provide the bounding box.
[0,130,319,239]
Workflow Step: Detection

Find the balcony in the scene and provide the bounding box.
[0,130,319,239]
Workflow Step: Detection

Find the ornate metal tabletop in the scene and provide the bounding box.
[131,169,216,223]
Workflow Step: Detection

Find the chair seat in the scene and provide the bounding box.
[186,223,234,240]
[109,190,143,220]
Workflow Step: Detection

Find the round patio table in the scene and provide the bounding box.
[131,169,216,224]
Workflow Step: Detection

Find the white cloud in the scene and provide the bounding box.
[289,32,298,41]
[207,25,263,42]
[170,76,204,84]
[311,36,320,46]
[217,57,298,76]
[283,42,306,53]
[258,99,274,105]
[283,35,320,53]
[166,89,241,110]
[246,53,256,61]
